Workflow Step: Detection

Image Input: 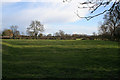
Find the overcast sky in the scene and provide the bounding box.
[1,0,107,35]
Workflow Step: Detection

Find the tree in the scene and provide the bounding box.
[59,30,65,37]
[93,32,96,36]
[47,34,52,37]
[98,24,111,40]
[2,29,13,37]
[27,20,44,39]
[21,32,24,35]
[11,25,19,39]
[0,32,2,36]
[98,23,108,35]
[38,33,43,38]
[27,31,34,36]
[114,23,120,41]
[63,0,120,20]
[72,34,79,37]
[54,32,60,36]
[54,30,65,37]
[15,31,20,36]
[98,2,120,41]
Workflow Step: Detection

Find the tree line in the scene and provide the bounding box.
[1,18,120,41]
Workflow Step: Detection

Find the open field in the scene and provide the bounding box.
[2,39,120,78]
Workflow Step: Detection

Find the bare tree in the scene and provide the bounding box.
[54,32,60,36]
[27,31,34,36]
[27,20,44,39]
[114,23,120,41]
[54,30,65,37]
[21,32,24,35]
[98,2,120,41]
[11,25,19,39]
[63,0,120,20]
[93,32,96,36]
[47,34,52,37]
[98,23,111,40]
[98,23,108,35]
[59,30,65,37]
[0,32,2,36]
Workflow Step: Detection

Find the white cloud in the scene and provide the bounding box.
[2,0,21,2]
[43,24,98,35]
[2,0,62,2]
[22,0,62,3]
[3,1,88,23]
[2,0,89,22]
[2,1,94,34]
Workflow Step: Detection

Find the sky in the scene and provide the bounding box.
[1,0,109,35]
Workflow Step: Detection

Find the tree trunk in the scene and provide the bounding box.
[35,33,37,39]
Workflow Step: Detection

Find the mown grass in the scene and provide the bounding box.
[2,39,120,78]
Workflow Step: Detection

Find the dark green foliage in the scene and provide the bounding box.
[2,40,120,78]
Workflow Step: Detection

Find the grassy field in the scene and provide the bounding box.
[2,39,120,78]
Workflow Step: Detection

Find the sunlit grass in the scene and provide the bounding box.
[2,40,119,49]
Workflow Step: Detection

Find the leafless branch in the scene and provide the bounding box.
[63,0,119,20]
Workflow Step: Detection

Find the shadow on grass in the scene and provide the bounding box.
[2,44,120,78]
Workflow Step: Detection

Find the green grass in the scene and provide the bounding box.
[2,39,120,78]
